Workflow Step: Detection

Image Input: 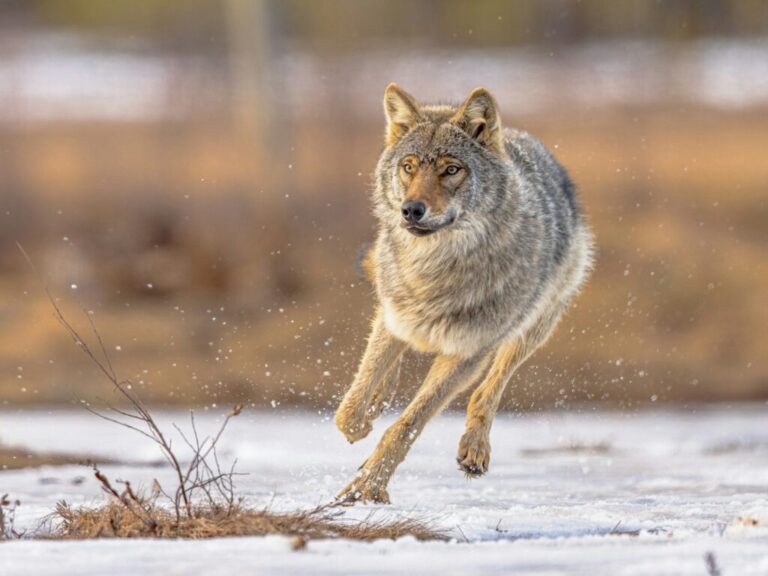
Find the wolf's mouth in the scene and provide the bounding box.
[403,214,456,237]
[404,225,436,237]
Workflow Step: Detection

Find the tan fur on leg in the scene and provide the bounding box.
[335,307,406,443]
[367,356,402,420]
[338,351,491,504]
[458,302,567,477]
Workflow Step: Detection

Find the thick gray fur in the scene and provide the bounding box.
[334,86,593,504]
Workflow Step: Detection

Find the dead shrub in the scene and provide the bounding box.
[42,274,244,523]
[27,252,444,543]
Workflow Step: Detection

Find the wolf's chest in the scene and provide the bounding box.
[380,296,458,354]
[381,299,439,353]
[375,238,515,355]
[379,277,497,357]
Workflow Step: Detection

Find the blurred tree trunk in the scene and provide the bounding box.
[225,0,282,154]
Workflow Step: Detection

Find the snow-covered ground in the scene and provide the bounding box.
[1,406,767,575]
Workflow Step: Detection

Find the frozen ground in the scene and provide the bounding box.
[1,406,767,575]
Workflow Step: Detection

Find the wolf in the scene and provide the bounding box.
[334,84,594,504]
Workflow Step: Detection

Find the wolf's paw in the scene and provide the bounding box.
[336,478,390,505]
[456,428,491,478]
[334,406,373,444]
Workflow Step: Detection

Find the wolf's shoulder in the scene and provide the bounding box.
[502,128,555,169]
[502,127,578,218]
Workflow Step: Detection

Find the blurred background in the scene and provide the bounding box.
[0,0,766,411]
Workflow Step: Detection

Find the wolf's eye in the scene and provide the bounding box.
[402,163,414,174]
[444,165,461,176]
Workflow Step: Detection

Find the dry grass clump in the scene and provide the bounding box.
[51,499,445,542]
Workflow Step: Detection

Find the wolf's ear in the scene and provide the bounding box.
[451,88,503,153]
[384,83,422,146]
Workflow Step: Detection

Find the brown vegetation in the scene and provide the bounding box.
[51,500,445,541]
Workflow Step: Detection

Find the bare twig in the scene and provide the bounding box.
[28,252,244,524]
[455,524,469,543]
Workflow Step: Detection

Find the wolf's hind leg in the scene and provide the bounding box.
[335,307,406,443]
[458,303,566,477]
[338,351,491,504]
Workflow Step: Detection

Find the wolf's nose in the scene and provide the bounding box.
[401,201,426,223]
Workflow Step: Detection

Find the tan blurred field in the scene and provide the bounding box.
[1,103,766,410]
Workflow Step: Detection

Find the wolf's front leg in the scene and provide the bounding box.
[367,356,402,420]
[335,307,406,443]
[458,303,566,477]
[457,341,523,477]
[338,351,490,504]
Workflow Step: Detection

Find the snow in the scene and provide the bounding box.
[1,406,767,575]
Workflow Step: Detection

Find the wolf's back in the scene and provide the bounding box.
[503,129,586,267]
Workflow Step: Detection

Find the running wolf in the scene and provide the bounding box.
[335,84,594,503]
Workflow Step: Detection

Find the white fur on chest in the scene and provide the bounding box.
[381,297,488,357]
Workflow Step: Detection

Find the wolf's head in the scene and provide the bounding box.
[374,84,509,240]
